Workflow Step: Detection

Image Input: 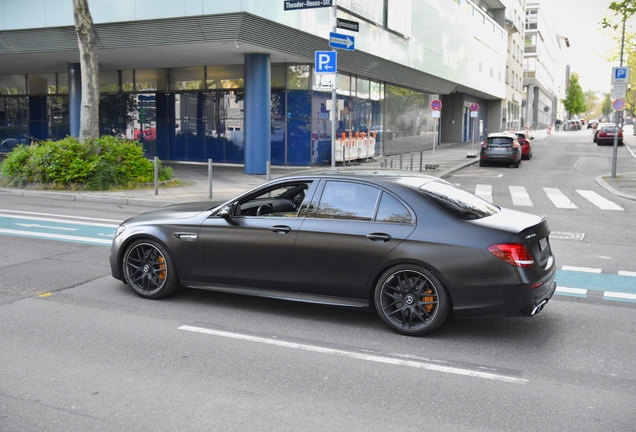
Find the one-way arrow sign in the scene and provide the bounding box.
[329,32,355,51]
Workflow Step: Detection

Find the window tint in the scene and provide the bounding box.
[376,192,412,223]
[315,181,379,221]
[419,181,499,220]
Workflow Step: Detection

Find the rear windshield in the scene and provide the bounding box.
[419,181,500,220]
[486,137,513,145]
[601,126,618,132]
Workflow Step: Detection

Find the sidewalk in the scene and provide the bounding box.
[1,136,635,207]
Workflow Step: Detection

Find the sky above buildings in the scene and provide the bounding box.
[547,0,630,93]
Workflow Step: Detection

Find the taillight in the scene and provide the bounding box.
[488,244,535,268]
[482,141,487,148]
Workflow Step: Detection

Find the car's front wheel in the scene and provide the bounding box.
[374,265,449,336]
[122,240,180,299]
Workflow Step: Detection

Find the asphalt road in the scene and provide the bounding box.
[1,132,636,431]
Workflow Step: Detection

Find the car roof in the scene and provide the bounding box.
[275,168,442,188]
[486,132,516,138]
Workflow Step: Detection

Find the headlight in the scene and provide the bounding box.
[115,225,126,238]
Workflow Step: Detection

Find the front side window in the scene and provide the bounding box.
[235,182,312,217]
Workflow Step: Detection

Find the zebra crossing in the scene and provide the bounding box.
[467,184,624,211]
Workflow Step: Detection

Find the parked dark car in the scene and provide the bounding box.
[595,124,623,145]
[511,131,534,160]
[480,132,522,167]
[0,135,34,151]
[109,170,557,336]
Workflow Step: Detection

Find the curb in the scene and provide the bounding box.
[595,174,636,201]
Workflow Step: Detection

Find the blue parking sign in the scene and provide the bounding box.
[315,51,337,73]
[612,66,630,83]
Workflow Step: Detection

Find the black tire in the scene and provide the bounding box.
[513,160,520,168]
[374,265,449,336]
[122,240,180,299]
[479,160,485,167]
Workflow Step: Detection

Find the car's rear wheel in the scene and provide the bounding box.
[374,265,449,336]
[122,240,180,299]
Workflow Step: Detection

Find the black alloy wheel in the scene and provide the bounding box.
[374,265,449,336]
[123,240,179,299]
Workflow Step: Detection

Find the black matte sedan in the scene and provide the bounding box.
[109,170,557,336]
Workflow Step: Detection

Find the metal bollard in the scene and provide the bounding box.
[399,154,403,169]
[208,158,213,200]
[419,150,423,172]
[154,156,159,195]
[410,152,413,171]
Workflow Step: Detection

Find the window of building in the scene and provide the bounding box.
[170,67,205,91]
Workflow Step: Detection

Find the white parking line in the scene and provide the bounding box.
[509,186,533,206]
[178,325,528,385]
[475,184,493,203]
[619,271,636,277]
[555,287,588,297]
[543,188,578,209]
[603,292,636,302]
[576,190,624,210]
[561,266,602,273]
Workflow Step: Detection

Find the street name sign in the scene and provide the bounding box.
[284,0,333,10]
[336,18,359,32]
[329,32,355,51]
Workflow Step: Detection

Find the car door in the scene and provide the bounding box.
[292,180,416,300]
[196,180,315,291]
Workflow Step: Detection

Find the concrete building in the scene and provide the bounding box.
[1,0,511,170]
[522,0,567,130]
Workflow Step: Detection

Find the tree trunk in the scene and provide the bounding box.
[72,0,100,142]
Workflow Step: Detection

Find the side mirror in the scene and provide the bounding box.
[219,205,233,219]
[530,137,534,140]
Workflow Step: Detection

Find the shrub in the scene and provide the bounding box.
[0,136,172,190]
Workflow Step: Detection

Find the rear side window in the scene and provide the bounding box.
[487,137,513,145]
[419,181,500,220]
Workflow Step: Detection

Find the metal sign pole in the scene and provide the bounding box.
[330,0,337,168]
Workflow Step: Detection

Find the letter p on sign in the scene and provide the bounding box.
[315,51,337,73]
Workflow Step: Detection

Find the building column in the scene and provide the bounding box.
[244,53,271,174]
[525,84,534,129]
[68,63,81,138]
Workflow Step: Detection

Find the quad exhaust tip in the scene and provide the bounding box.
[530,299,549,316]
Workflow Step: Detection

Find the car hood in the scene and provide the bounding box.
[124,201,215,224]
[467,207,545,234]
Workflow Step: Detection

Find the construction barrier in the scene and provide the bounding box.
[548,124,552,135]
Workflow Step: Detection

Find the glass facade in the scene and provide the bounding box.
[0,64,436,165]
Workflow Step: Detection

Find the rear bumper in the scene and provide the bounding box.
[447,263,557,318]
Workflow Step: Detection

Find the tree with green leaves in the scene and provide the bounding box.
[602,93,613,119]
[72,0,100,142]
[562,73,586,118]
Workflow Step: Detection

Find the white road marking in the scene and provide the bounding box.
[604,292,636,302]
[619,271,636,277]
[0,228,113,245]
[0,209,121,224]
[509,186,533,206]
[561,266,602,273]
[15,223,78,231]
[576,190,623,210]
[475,184,493,203]
[543,188,578,209]
[178,325,528,385]
[555,287,588,297]
[0,214,118,228]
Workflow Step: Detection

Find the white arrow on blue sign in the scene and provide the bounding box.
[315,51,337,73]
[329,32,355,51]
